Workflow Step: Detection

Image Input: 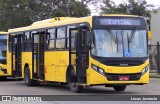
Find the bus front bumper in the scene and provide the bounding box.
[88,70,149,85]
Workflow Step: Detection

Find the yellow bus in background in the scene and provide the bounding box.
[8,15,149,93]
[148,31,152,45]
[0,32,8,80]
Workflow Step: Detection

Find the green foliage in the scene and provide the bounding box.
[102,0,158,17]
[0,0,90,31]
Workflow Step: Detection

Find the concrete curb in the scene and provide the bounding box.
[150,74,160,78]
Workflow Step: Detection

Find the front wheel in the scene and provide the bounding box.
[69,83,83,93]
[113,85,127,91]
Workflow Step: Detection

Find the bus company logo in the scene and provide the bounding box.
[2,96,11,101]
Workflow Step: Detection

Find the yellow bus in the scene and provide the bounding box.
[0,32,8,80]
[8,15,149,93]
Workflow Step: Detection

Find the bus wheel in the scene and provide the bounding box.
[69,83,83,93]
[24,67,35,86]
[113,85,127,91]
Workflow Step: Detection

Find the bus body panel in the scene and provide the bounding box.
[44,51,57,81]
[88,57,149,85]
[21,52,32,78]
[44,51,69,82]
[55,51,69,82]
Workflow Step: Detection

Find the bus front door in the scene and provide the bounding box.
[12,35,22,77]
[69,26,89,84]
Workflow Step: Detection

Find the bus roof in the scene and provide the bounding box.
[101,14,139,17]
[8,15,144,34]
[31,17,77,26]
[8,16,93,33]
[0,32,8,35]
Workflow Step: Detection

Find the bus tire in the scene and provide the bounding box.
[113,85,127,91]
[68,68,83,93]
[24,67,35,86]
[69,83,83,93]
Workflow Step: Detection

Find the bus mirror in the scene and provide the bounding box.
[87,31,93,43]
[90,31,93,43]
[86,31,93,45]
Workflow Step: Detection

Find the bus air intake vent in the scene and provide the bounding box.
[105,73,141,81]
[102,59,145,66]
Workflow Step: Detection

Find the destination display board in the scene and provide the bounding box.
[94,17,145,26]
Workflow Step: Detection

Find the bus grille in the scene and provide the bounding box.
[103,61,143,66]
[105,73,141,81]
[101,59,145,66]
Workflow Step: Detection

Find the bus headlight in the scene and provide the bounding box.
[141,65,149,76]
[92,64,105,75]
[92,64,98,71]
[99,68,105,75]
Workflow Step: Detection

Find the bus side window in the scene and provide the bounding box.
[23,32,32,52]
[46,29,55,50]
[67,26,77,50]
[56,27,66,49]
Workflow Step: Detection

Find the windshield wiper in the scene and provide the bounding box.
[127,32,130,51]
[106,27,117,44]
[126,27,136,52]
[128,27,136,43]
[116,32,119,52]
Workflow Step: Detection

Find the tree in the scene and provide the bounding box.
[101,0,158,17]
[0,0,90,31]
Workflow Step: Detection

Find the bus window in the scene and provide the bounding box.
[23,32,32,52]
[24,32,30,40]
[46,29,55,50]
[0,35,7,60]
[67,26,77,50]
[56,27,66,49]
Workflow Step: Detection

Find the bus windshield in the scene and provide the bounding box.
[0,35,7,60]
[91,29,147,58]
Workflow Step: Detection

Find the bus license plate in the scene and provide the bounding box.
[119,76,129,81]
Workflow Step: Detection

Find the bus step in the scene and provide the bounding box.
[38,79,45,82]
[78,83,87,86]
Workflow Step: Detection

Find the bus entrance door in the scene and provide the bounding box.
[76,27,89,84]
[38,33,45,80]
[69,26,89,84]
[12,35,22,77]
[32,32,45,80]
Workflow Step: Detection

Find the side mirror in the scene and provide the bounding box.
[90,31,93,44]
[86,31,93,44]
[78,26,93,47]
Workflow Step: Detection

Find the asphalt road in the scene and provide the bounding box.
[0,78,159,95]
[0,78,160,104]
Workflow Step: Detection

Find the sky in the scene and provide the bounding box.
[114,0,160,5]
[89,0,160,15]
